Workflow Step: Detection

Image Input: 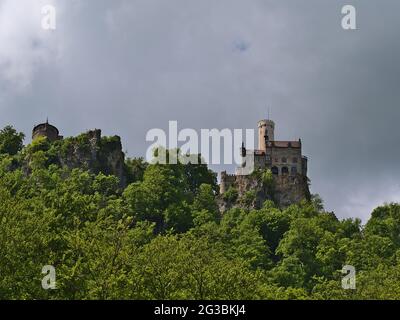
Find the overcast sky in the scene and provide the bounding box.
[1,0,399,222]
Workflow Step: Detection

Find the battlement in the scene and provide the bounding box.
[220,171,236,194]
[221,171,236,178]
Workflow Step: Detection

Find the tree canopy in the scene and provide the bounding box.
[0,126,399,300]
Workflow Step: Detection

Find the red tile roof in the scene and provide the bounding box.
[249,141,301,155]
[271,141,301,148]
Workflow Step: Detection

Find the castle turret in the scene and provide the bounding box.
[32,120,63,142]
[258,119,275,151]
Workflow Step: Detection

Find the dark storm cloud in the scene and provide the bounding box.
[1,0,399,221]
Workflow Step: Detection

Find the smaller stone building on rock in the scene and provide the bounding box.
[32,120,63,142]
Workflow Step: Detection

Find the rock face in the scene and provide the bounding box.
[273,175,311,207]
[218,173,310,212]
[47,129,126,187]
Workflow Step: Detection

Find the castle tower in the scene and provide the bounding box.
[257,119,275,151]
[32,120,63,142]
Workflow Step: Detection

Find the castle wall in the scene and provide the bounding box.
[301,156,308,177]
[220,171,236,194]
[267,146,303,175]
[274,174,310,207]
[234,145,305,180]
[238,153,267,173]
[254,154,267,170]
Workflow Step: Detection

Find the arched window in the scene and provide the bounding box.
[281,167,289,175]
[271,166,279,175]
[282,157,287,163]
[292,157,298,163]
[291,167,298,175]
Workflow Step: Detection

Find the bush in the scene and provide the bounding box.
[240,190,257,207]
[223,187,239,203]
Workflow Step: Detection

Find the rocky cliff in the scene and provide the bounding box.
[218,172,310,212]
[24,129,127,187]
[56,129,126,187]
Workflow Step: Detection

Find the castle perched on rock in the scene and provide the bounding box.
[219,119,310,209]
[31,120,126,187]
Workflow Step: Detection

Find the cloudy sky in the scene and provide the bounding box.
[1,0,399,222]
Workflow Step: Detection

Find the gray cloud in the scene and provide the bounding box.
[1,0,399,222]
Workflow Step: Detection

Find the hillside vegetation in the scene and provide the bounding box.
[1,125,400,300]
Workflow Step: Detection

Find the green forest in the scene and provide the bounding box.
[1,125,400,300]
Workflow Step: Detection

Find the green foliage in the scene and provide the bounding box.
[0,125,25,156]
[192,184,218,215]
[0,126,400,300]
[250,168,274,188]
[125,157,148,184]
[262,169,274,186]
[123,151,217,233]
[27,136,51,153]
[365,203,400,247]
[223,186,238,203]
[311,194,325,211]
[240,190,257,207]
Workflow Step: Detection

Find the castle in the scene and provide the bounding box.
[31,121,126,187]
[220,119,310,208]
